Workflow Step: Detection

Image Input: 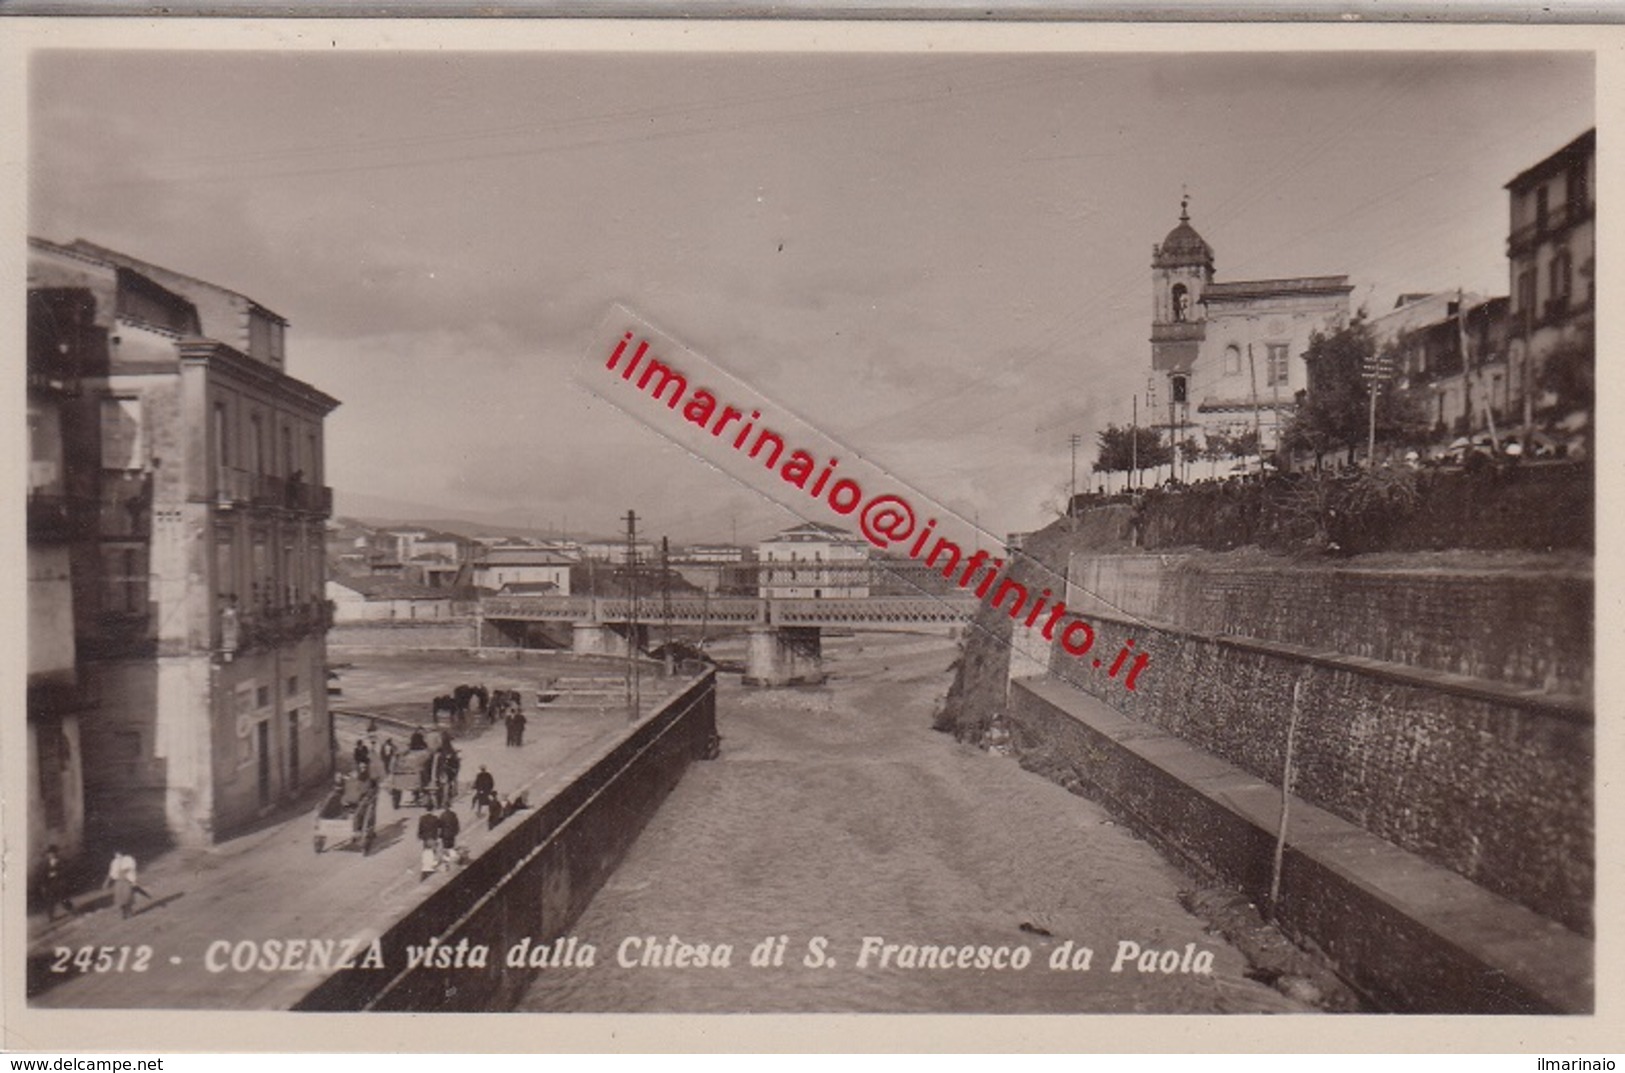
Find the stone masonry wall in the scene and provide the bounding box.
[1045,561,1592,935]
[1068,553,1591,696]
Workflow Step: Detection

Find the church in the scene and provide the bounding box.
[1150,200,1353,459]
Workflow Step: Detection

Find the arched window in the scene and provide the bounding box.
[1171,284,1190,323]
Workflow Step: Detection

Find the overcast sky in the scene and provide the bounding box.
[30,47,1593,543]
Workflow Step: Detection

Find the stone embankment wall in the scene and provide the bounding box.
[328,619,479,652]
[293,671,717,1012]
[935,504,1593,1010]
[1058,553,1591,936]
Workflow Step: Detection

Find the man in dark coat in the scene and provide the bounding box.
[416,809,441,853]
[439,807,461,858]
[472,765,496,816]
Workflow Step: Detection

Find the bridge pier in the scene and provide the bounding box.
[743,625,824,687]
[572,621,647,657]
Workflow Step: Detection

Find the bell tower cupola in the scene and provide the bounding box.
[1151,195,1214,376]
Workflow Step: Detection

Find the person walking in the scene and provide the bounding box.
[472,765,496,817]
[352,737,370,774]
[512,708,528,748]
[379,735,397,775]
[416,809,441,860]
[438,806,461,863]
[37,845,73,922]
[104,851,153,919]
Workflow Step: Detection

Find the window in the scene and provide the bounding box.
[101,544,147,614]
[1224,345,1241,376]
[1568,163,1588,215]
[287,675,299,695]
[235,685,256,767]
[1171,376,1188,405]
[256,684,271,708]
[1551,250,1572,303]
[1535,185,1549,233]
[1266,344,1290,388]
[100,397,145,471]
[216,530,237,602]
[214,403,230,469]
[1517,267,1538,318]
[1171,284,1189,323]
[248,413,265,475]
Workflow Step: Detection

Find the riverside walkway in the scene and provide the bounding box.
[26,653,682,1010]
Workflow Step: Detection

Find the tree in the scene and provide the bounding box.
[1537,330,1594,417]
[1093,424,1172,486]
[1283,317,1424,466]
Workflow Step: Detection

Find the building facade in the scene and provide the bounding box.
[27,284,89,881]
[757,522,870,599]
[1377,293,1511,440]
[1150,201,1352,454]
[470,546,574,595]
[1506,128,1594,437]
[28,238,340,850]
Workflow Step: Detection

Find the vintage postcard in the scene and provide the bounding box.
[2,16,1617,1054]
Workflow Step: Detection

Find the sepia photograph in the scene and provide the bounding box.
[6,17,1609,1051]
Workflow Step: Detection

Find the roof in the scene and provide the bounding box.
[329,576,449,600]
[1203,276,1353,302]
[1152,203,1214,269]
[762,521,865,544]
[1505,128,1594,194]
[65,239,288,324]
[479,547,575,566]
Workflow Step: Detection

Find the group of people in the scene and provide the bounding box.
[34,845,156,923]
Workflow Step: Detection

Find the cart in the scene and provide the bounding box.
[389,748,434,809]
[313,777,379,855]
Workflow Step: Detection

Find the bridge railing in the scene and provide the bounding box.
[478,593,979,627]
[768,596,980,625]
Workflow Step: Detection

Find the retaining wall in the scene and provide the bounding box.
[1052,555,1592,936]
[292,670,717,1011]
[327,620,479,651]
[1009,675,1591,1013]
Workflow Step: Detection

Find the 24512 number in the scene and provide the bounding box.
[50,945,153,974]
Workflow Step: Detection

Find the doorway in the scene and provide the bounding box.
[256,720,272,808]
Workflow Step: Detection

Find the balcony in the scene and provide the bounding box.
[27,491,85,543]
[214,469,333,516]
[1507,200,1592,256]
[222,598,336,655]
[284,480,334,516]
[215,467,256,508]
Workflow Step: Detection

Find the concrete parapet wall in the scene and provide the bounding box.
[1008,676,1591,1013]
[1068,552,1591,695]
[292,671,717,1012]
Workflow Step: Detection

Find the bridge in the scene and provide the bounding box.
[477,594,980,686]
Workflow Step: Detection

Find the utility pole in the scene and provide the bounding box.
[660,535,673,676]
[1361,351,1396,467]
[1130,397,1138,490]
[1068,432,1082,510]
[624,509,640,718]
[1166,382,1176,487]
[1247,343,1264,474]
[1461,289,1499,453]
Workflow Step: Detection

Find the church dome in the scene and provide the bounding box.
[1154,199,1214,269]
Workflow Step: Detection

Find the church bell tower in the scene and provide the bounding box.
[1151,195,1215,410]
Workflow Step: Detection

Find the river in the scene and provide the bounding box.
[516,631,1308,1014]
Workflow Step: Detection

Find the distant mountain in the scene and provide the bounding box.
[333,489,615,542]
